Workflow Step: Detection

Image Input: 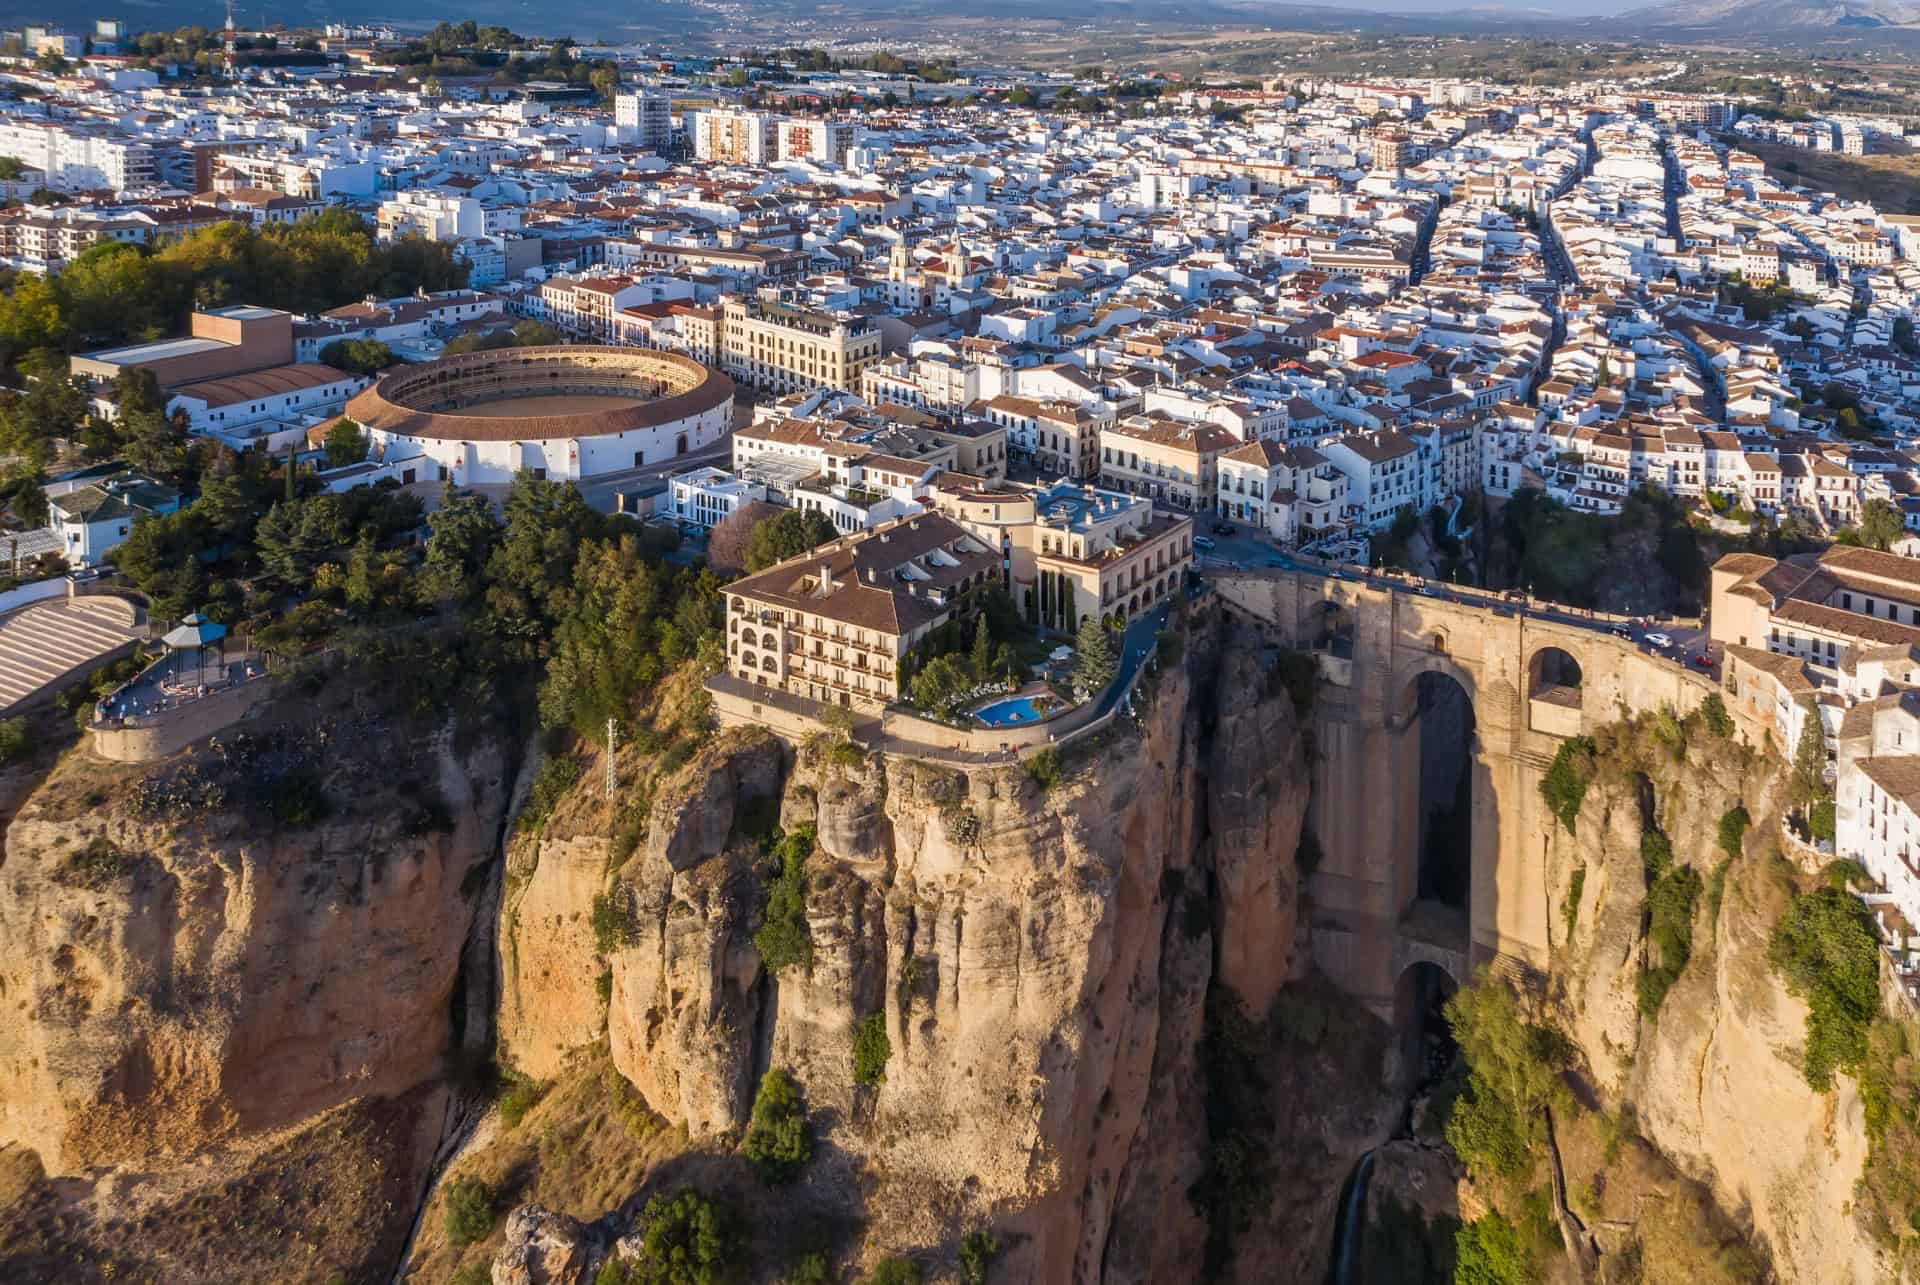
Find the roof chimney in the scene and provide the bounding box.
[818,563,834,595]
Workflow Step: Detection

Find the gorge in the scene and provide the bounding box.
[0,577,1913,1284]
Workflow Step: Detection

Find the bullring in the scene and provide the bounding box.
[345,345,734,485]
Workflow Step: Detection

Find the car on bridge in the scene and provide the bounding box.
[1644,631,1674,649]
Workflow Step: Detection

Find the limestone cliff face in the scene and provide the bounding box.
[489,613,1341,1282]
[0,709,513,1176]
[1546,723,1882,1283]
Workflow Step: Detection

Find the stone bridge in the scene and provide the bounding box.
[1211,570,1717,1028]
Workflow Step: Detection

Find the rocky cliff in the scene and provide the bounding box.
[1544,715,1885,1282]
[0,680,519,1284]
[479,609,1374,1283]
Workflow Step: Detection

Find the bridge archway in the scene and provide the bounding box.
[1405,668,1475,915]
[1392,960,1460,1093]
[1528,645,1584,706]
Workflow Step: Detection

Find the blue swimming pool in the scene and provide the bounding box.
[974,696,1044,727]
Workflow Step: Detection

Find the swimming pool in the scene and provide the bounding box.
[973,696,1044,727]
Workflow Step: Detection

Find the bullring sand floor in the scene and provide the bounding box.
[448,393,648,417]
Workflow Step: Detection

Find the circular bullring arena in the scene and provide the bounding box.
[345,345,734,485]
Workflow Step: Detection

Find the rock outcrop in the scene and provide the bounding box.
[0,700,513,1176]
[486,610,1352,1283]
[491,1203,601,1285]
[1545,719,1883,1282]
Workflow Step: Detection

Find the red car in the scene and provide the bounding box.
[1690,653,1714,669]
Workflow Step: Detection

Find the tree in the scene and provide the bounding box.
[424,487,499,601]
[254,498,339,588]
[626,1187,744,1284]
[865,1261,920,1285]
[7,475,47,528]
[0,156,24,181]
[318,338,397,375]
[744,508,836,572]
[908,653,973,716]
[1859,497,1904,552]
[969,613,993,681]
[1074,614,1117,698]
[754,825,814,973]
[853,1011,891,1085]
[705,500,777,575]
[1791,698,1828,806]
[324,418,370,470]
[119,408,190,483]
[442,1177,495,1247]
[740,1067,812,1183]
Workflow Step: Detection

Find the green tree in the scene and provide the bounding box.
[625,1187,744,1284]
[853,1011,890,1085]
[754,826,814,973]
[254,497,340,588]
[1791,699,1827,806]
[1859,497,1904,552]
[424,487,500,601]
[318,337,398,375]
[908,653,973,716]
[958,1231,999,1285]
[1073,614,1116,697]
[740,1067,812,1183]
[1770,885,1880,1090]
[442,1177,495,1247]
[864,1259,919,1285]
[323,418,369,470]
[744,508,836,571]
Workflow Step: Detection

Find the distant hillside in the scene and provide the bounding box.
[1624,0,1920,31]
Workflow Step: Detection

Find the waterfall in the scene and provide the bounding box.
[1325,1148,1377,1285]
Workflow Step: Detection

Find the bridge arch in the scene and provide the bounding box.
[1399,666,1477,917]
[1392,958,1461,1092]
[1527,644,1585,705]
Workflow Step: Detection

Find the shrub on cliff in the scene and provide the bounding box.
[755,826,814,974]
[1441,976,1573,1181]
[1770,884,1880,1091]
[1700,692,1735,738]
[741,1067,812,1184]
[853,1012,891,1086]
[442,1177,495,1247]
[1637,846,1702,1021]
[0,716,28,764]
[958,1230,999,1285]
[1717,806,1750,861]
[864,1258,920,1285]
[1539,736,1596,833]
[622,1187,743,1284]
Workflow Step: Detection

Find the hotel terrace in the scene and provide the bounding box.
[724,514,1000,711]
[930,477,1196,633]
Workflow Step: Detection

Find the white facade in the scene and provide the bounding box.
[615,91,673,151]
[363,399,733,487]
[671,466,767,527]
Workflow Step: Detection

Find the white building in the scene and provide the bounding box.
[615,91,674,151]
[1320,429,1422,530]
[671,466,767,528]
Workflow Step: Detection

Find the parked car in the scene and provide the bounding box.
[1691,653,1714,670]
[1211,521,1235,536]
[1193,535,1217,551]
[1609,625,1633,639]
[1645,632,1674,649]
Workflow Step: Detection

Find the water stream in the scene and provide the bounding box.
[1325,1148,1377,1285]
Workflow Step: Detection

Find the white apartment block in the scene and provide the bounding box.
[615,91,674,151]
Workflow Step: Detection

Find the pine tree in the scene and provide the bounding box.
[1792,697,1827,806]
[1075,615,1117,697]
[970,613,993,682]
